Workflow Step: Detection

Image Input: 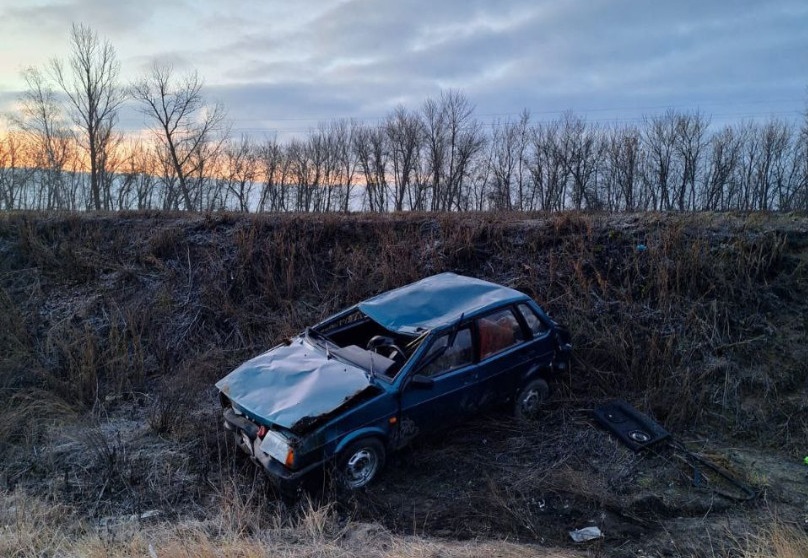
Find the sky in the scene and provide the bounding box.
[0,0,806,140]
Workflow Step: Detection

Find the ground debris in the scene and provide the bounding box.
[569,526,602,542]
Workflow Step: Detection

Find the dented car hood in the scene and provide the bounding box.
[215,338,372,431]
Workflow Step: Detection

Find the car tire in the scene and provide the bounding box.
[514,378,549,420]
[337,438,386,490]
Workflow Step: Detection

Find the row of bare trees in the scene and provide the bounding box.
[2,25,807,213]
[1,23,227,213]
[479,109,808,213]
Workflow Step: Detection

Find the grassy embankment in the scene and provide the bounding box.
[0,211,806,556]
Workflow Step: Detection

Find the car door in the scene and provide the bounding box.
[515,302,557,368]
[472,302,562,409]
[469,306,534,408]
[396,326,477,445]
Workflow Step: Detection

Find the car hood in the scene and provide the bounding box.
[215,338,373,431]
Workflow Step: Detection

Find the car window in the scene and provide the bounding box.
[517,303,550,337]
[420,328,473,377]
[478,308,525,359]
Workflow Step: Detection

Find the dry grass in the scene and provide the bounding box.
[0,390,76,447]
[2,211,804,435]
[740,522,808,558]
[692,518,808,558]
[0,211,806,556]
[5,482,804,558]
[0,487,574,558]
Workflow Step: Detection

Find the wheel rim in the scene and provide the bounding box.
[344,447,378,488]
[520,389,541,417]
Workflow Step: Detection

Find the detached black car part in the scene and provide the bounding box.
[594,399,756,501]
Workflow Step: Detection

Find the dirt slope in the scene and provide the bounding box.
[0,211,806,557]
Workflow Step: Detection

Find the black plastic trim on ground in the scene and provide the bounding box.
[593,399,757,502]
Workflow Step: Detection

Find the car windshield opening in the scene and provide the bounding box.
[315,309,422,378]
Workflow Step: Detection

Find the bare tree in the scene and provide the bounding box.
[791,106,808,210]
[50,23,123,211]
[0,135,14,209]
[308,122,345,212]
[286,137,313,211]
[330,119,357,212]
[423,90,484,211]
[353,123,389,212]
[0,132,34,210]
[422,96,446,210]
[602,125,641,211]
[257,137,289,212]
[116,139,158,210]
[385,106,423,211]
[642,111,678,210]
[220,135,258,211]
[469,142,494,210]
[556,112,603,210]
[753,119,791,210]
[305,129,326,211]
[527,121,567,211]
[130,63,227,211]
[771,126,803,210]
[488,111,530,210]
[703,126,741,210]
[12,67,77,209]
[671,111,709,211]
[735,122,760,210]
[202,147,228,211]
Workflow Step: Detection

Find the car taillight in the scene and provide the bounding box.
[285,448,295,467]
[257,425,268,439]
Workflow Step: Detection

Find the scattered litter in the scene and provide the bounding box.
[635,244,647,252]
[569,526,603,542]
[803,456,808,465]
[99,510,161,527]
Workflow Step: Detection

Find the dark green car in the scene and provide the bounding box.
[217,273,571,491]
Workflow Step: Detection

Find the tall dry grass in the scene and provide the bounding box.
[0,211,806,556]
[0,486,563,558]
[0,211,805,444]
[3,483,806,558]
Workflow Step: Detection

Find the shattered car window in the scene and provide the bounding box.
[312,310,417,379]
[420,328,474,377]
[517,303,550,337]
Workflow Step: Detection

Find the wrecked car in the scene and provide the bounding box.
[216,272,571,490]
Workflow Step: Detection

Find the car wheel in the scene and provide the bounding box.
[338,438,386,490]
[514,378,549,420]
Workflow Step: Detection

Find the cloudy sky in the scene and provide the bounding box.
[0,0,806,139]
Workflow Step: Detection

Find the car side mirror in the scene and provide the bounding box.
[409,374,434,389]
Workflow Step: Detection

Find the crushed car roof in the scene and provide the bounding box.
[357,273,528,334]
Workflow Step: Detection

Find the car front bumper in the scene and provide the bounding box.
[222,408,323,493]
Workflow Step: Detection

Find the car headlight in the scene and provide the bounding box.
[259,430,295,467]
